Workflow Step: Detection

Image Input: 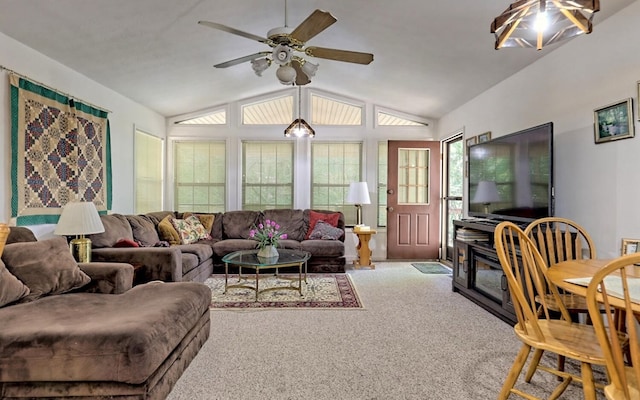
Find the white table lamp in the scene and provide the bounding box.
[347,182,371,226]
[54,201,105,262]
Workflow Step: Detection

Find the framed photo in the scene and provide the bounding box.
[466,136,477,147]
[478,131,492,143]
[621,238,640,255]
[594,98,635,144]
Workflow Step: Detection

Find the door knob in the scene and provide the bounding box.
[386,207,394,213]
[387,189,394,195]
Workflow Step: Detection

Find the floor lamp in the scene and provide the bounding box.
[347,182,371,226]
[54,201,105,263]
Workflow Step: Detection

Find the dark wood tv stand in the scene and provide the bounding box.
[452,219,524,325]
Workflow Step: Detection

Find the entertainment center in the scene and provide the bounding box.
[452,122,554,325]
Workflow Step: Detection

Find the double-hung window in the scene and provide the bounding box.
[242,141,294,210]
[173,141,226,213]
[311,142,362,224]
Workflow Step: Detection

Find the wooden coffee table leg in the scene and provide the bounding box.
[224,262,228,294]
[255,269,259,301]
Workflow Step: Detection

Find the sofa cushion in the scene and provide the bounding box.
[126,215,160,246]
[90,214,134,248]
[306,210,341,239]
[0,281,211,384]
[309,220,344,240]
[300,239,345,257]
[1,237,91,302]
[262,209,306,242]
[222,210,260,239]
[158,215,182,245]
[6,226,37,244]
[212,239,258,257]
[0,260,30,307]
[174,244,214,265]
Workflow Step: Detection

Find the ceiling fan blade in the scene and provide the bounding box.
[214,52,270,68]
[291,60,311,85]
[305,47,374,65]
[198,20,269,44]
[289,9,337,43]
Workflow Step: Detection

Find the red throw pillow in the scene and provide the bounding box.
[114,238,140,248]
[306,211,340,239]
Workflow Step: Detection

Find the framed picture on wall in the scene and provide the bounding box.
[637,81,640,120]
[621,238,640,255]
[466,136,477,147]
[594,98,635,144]
[478,131,492,143]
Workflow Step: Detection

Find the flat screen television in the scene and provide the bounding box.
[467,122,554,223]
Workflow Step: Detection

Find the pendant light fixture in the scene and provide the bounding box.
[284,86,315,138]
[491,0,600,50]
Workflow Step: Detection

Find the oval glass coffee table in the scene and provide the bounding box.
[222,249,311,301]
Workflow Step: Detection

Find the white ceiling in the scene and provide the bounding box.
[0,0,633,119]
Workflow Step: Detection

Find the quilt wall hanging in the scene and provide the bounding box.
[10,74,112,225]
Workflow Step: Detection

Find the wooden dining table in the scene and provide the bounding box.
[547,258,640,313]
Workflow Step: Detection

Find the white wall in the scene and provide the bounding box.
[0,32,166,238]
[438,1,640,258]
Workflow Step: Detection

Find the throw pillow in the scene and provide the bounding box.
[185,215,211,240]
[1,237,91,303]
[0,260,30,307]
[170,216,209,244]
[306,210,341,239]
[309,220,344,240]
[183,213,215,235]
[126,215,160,246]
[158,215,181,245]
[114,238,140,248]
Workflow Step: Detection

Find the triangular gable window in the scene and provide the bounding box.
[242,95,293,125]
[310,93,362,125]
[377,111,426,126]
[176,109,226,125]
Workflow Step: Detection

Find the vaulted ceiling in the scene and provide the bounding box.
[0,0,633,119]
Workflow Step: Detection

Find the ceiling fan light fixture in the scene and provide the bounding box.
[276,64,297,85]
[491,0,600,50]
[251,58,271,76]
[300,60,319,77]
[272,44,293,65]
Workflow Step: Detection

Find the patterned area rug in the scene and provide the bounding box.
[205,273,363,309]
[411,262,452,275]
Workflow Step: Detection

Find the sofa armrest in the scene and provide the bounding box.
[77,262,134,294]
[91,247,183,282]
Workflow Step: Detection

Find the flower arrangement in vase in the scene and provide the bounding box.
[249,219,287,259]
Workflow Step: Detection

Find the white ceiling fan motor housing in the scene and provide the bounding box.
[272,43,294,65]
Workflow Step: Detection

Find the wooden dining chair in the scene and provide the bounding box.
[495,221,614,400]
[524,217,597,316]
[586,253,640,400]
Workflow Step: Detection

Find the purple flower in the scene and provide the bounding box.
[281,233,288,240]
[275,224,280,230]
[249,230,256,238]
[265,219,271,225]
[258,223,263,229]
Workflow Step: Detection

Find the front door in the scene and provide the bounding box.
[387,141,441,259]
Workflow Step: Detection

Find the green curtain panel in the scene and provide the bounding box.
[10,74,112,225]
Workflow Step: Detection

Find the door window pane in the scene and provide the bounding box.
[397,148,429,204]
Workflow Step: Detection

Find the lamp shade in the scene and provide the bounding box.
[472,181,501,204]
[54,201,105,236]
[347,182,371,205]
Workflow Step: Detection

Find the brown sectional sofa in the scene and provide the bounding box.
[0,226,211,399]
[89,209,346,284]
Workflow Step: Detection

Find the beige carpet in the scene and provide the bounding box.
[168,262,606,400]
[205,273,362,309]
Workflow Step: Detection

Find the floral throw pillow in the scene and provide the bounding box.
[309,220,343,240]
[170,216,211,244]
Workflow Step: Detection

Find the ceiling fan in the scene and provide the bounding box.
[198,2,374,86]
